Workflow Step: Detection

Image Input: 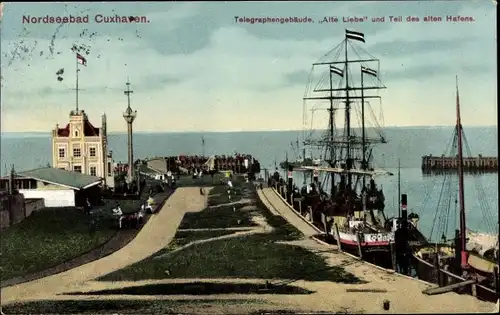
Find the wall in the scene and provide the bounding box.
[0,194,44,229]
[25,198,45,217]
[0,210,10,229]
[18,189,75,207]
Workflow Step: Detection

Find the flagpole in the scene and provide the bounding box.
[76,52,79,112]
[361,68,366,188]
[202,136,205,157]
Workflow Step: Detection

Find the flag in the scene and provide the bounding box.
[361,66,377,77]
[345,29,365,43]
[76,53,87,66]
[330,65,344,77]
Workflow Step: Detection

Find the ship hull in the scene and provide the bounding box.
[412,251,498,302]
[314,233,393,268]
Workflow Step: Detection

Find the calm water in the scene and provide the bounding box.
[1,126,498,239]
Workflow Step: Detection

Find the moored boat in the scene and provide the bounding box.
[273,30,402,267]
[411,77,499,302]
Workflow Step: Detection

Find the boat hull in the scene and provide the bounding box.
[412,252,498,302]
[331,230,393,268]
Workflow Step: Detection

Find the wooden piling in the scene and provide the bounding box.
[434,253,442,286]
[334,223,342,251]
[494,266,499,295]
[356,232,363,259]
[390,242,396,271]
[471,282,477,297]
[321,213,328,234]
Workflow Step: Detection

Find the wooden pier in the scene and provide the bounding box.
[421,154,498,172]
[143,154,261,175]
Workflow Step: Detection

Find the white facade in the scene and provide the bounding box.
[52,110,115,188]
[19,189,75,207]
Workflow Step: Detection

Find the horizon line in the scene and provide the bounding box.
[1,124,497,135]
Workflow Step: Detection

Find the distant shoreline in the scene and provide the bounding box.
[1,125,497,137]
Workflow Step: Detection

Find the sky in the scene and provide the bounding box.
[0,1,497,133]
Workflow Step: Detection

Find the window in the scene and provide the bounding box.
[107,162,112,176]
[58,148,65,158]
[59,167,66,171]
[90,166,97,176]
[89,147,96,157]
[74,130,79,137]
[73,147,81,157]
[73,165,82,173]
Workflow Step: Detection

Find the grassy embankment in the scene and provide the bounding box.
[99,176,361,284]
[0,194,147,282]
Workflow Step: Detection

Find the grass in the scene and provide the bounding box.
[178,178,252,229]
[67,282,313,295]
[99,179,362,284]
[0,207,117,282]
[2,299,263,314]
[179,203,255,229]
[99,231,361,283]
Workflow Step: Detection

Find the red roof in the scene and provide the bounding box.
[84,120,100,136]
[57,124,70,136]
[56,120,100,137]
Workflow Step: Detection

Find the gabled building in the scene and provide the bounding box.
[52,109,114,188]
[0,167,102,207]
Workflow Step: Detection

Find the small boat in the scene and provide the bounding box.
[411,77,499,302]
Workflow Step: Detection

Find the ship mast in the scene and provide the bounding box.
[302,30,387,197]
[329,62,335,195]
[456,76,468,268]
[344,34,352,190]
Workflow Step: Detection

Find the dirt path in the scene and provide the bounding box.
[1,187,211,305]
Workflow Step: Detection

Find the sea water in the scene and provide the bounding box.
[1,126,497,239]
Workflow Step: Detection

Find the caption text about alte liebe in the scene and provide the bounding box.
[234,15,475,24]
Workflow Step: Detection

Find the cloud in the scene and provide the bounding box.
[0,1,496,133]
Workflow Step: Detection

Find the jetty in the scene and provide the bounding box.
[421,154,498,172]
[142,154,261,175]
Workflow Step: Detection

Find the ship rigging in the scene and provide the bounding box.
[278,30,399,267]
[300,29,391,194]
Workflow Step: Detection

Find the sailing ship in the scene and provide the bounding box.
[411,77,499,302]
[284,29,406,266]
[280,139,321,170]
